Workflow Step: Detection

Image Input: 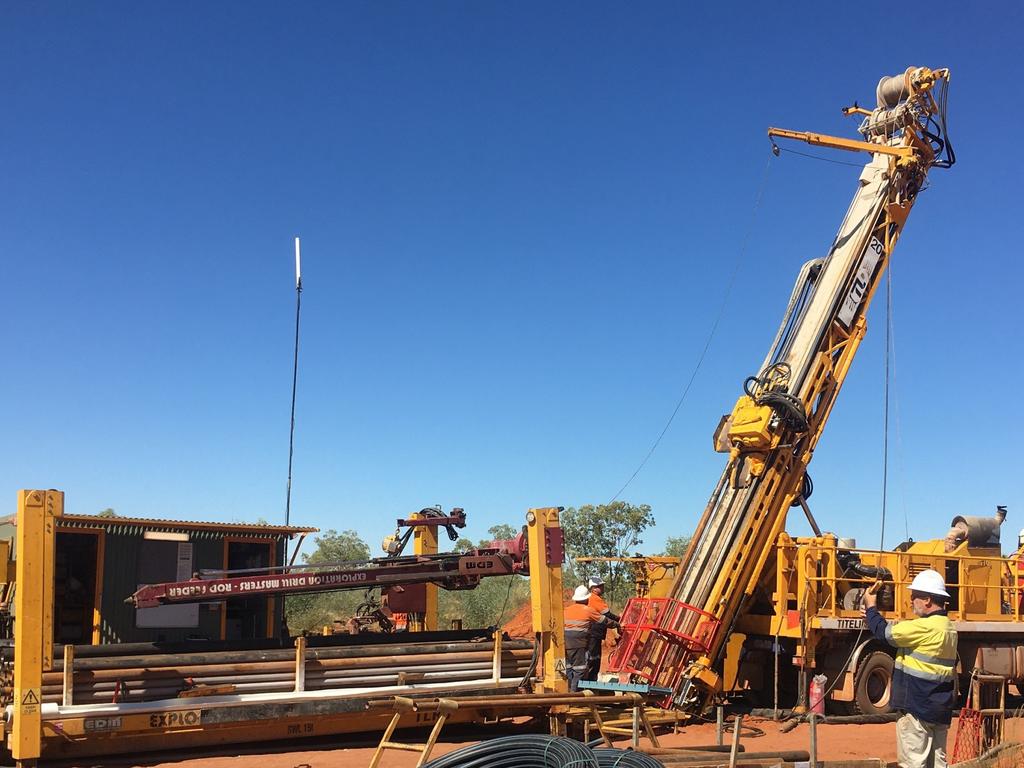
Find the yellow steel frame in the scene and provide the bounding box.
[766,536,1022,628]
[13,490,60,766]
[410,511,439,632]
[729,534,1024,701]
[35,706,485,759]
[526,507,567,693]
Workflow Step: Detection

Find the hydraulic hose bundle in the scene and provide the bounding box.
[421,735,665,768]
[743,363,808,435]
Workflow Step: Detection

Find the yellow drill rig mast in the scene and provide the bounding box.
[609,67,954,711]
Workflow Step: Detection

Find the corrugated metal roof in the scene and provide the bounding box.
[56,514,318,537]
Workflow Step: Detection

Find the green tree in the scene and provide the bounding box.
[285,530,372,632]
[438,575,530,630]
[663,535,692,559]
[97,508,118,518]
[440,524,531,629]
[302,529,371,564]
[485,524,517,543]
[562,502,655,605]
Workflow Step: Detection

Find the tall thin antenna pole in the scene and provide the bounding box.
[285,236,303,555]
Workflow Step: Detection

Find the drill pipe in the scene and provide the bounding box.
[44,627,494,660]
[49,639,531,671]
[41,660,531,693]
[36,639,535,706]
[43,659,530,689]
[41,649,533,684]
[42,663,533,704]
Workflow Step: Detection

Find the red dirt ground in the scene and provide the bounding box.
[501,596,578,638]
[62,714,1024,767]
[87,718,896,768]
[500,600,535,638]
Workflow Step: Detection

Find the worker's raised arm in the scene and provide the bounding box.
[864,606,894,646]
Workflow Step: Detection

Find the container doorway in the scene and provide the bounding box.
[223,539,274,640]
[54,530,103,645]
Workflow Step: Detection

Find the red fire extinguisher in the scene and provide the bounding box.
[809,674,827,714]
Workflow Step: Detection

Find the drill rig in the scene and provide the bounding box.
[609,66,957,711]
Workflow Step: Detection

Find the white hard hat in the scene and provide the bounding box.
[1018,527,1024,540]
[588,576,605,588]
[909,569,950,599]
[572,585,592,602]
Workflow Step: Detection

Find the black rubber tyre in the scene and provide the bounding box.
[853,650,894,715]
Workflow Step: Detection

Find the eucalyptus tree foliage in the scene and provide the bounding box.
[285,529,371,632]
[562,502,655,603]
[663,535,692,559]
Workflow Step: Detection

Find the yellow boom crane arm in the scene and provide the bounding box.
[608,66,954,711]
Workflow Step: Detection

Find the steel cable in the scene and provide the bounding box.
[607,152,774,504]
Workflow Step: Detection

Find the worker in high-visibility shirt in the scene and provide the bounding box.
[585,576,620,682]
[564,585,608,691]
[862,569,957,768]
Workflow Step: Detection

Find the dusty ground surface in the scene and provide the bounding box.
[132,720,901,765]
[59,718,906,768]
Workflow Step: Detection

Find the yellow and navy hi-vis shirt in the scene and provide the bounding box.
[866,606,958,724]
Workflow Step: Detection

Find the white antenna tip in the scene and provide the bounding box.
[294,236,302,287]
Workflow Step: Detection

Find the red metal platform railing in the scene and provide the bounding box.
[607,597,721,706]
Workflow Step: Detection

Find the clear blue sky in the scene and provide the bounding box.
[2,3,1020,561]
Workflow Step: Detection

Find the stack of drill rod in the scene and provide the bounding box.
[40,638,534,705]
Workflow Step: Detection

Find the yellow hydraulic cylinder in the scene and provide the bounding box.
[12,489,60,766]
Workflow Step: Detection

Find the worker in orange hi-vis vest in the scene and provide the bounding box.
[585,576,620,682]
[564,585,608,691]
